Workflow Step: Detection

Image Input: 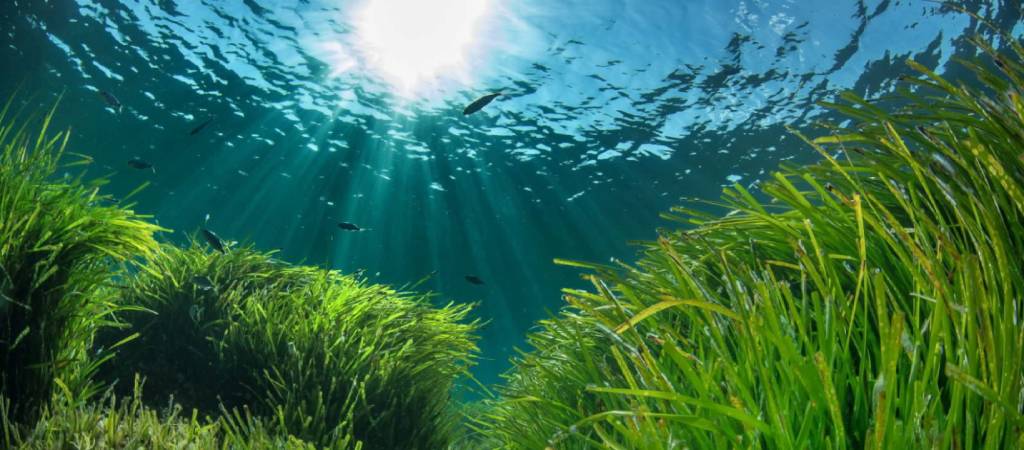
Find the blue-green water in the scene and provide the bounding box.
[2,0,1020,387]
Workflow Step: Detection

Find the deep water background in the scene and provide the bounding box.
[1,0,1021,389]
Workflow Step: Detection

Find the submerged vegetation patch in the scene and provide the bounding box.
[3,377,328,449]
[97,243,479,448]
[470,37,1024,449]
[0,102,161,425]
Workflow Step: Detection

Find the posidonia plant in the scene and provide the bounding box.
[471,35,1024,450]
[0,101,161,425]
[2,376,329,449]
[98,243,479,449]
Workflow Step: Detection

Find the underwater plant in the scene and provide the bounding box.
[98,243,479,449]
[0,102,161,424]
[471,35,1024,449]
[1,376,327,449]
[1,377,222,449]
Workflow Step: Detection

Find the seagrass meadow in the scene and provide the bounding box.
[2,18,1024,450]
[465,37,1024,449]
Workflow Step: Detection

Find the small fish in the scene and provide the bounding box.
[189,117,214,136]
[462,92,501,116]
[201,228,226,253]
[191,275,215,291]
[98,90,122,112]
[127,158,155,173]
[465,275,485,285]
[338,222,363,231]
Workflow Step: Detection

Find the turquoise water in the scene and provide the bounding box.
[1,0,1020,387]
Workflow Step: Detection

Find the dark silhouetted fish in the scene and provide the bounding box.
[191,275,215,291]
[201,228,226,253]
[462,92,501,115]
[98,90,122,112]
[338,222,364,231]
[127,158,155,173]
[465,275,485,285]
[190,117,214,136]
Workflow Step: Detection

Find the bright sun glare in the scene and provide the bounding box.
[355,0,490,92]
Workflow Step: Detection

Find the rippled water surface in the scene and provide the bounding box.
[2,0,1021,386]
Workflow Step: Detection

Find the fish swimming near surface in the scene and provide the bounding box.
[338,222,365,231]
[201,228,226,253]
[98,90,122,112]
[462,92,501,115]
[127,158,155,173]
[465,275,485,285]
[189,117,214,136]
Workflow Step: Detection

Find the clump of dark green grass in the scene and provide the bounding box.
[0,101,161,424]
[99,243,479,449]
[472,35,1024,449]
[95,241,314,413]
